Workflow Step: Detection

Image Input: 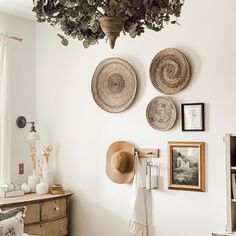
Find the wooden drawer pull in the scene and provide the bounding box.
[54,206,60,211]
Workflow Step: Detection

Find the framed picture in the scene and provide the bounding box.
[168,141,205,192]
[181,103,205,131]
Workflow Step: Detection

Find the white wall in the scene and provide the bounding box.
[0,12,35,184]
[35,0,236,235]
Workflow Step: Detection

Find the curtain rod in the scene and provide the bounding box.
[0,33,22,42]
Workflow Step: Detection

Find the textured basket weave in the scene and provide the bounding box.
[146,96,177,131]
[150,48,191,95]
[91,58,137,113]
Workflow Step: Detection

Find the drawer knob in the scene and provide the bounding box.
[54,206,60,211]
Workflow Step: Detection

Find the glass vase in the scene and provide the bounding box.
[28,169,40,193]
[42,164,53,192]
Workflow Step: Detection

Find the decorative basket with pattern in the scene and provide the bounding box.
[150,48,191,95]
[91,58,137,113]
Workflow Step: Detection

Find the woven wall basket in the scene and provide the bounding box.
[91,58,137,113]
[146,96,177,131]
[150,48,191,95]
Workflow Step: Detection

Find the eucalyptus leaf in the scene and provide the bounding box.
[90,21,99,33]
[129,30,136,38]
[61,38,69,46]
[57,34,65,40]
[83,40,90,48]
[77,33,84,41]
[125,7,136,17]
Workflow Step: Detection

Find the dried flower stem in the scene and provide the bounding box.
[43,146,53,164]
[30,143,36,169]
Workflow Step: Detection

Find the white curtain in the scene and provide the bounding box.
[0,35,11,186]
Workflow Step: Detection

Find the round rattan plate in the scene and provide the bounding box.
[91,58,137,113]
[146,96,177,131]
[150,48,191,95]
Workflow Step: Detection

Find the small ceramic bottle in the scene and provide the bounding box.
[28,169,40,193]
[36,178,48,194]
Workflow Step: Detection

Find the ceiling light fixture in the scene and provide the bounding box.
[33,0,184,49]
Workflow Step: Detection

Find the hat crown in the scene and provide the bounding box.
[111,151,133,173]
[106,141,135,184]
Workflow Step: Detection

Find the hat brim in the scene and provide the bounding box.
[106,141,135,184]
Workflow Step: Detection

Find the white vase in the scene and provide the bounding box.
[36,178,48,194]
[28,169,40,193]
[42,166,53,192]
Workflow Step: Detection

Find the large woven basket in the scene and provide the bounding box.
[91,58,138,113]
[150,48,191,95]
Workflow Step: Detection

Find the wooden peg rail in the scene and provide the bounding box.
[135,148,160,158]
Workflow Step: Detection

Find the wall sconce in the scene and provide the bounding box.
[16,116,40,141]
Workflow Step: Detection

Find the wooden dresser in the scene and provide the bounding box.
[0,193,73,236]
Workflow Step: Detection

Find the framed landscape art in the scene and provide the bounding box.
[168,141,205,192]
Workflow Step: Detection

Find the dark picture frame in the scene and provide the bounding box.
[168,141,205,192]
[181,103,205,131]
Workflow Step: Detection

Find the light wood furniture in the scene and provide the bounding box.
[225,134,236,235]
[214,134,236,236]
[0,192,73,236]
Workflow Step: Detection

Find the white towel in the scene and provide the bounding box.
[129,159,147,236]
[138,163,146,188]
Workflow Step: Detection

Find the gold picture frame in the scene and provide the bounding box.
[168,142,205,192]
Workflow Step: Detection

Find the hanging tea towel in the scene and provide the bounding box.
[129,158,147,236]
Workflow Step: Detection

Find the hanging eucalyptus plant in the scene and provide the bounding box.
[33,0,184,48]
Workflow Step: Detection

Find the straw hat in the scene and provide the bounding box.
[106,141,135,184]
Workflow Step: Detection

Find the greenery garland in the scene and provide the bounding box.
[33,0,184,48]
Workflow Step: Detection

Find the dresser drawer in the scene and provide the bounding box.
[3,203,40,225]
[24,203,40,224]
[41,198,66,221]
[24,217,68,236]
